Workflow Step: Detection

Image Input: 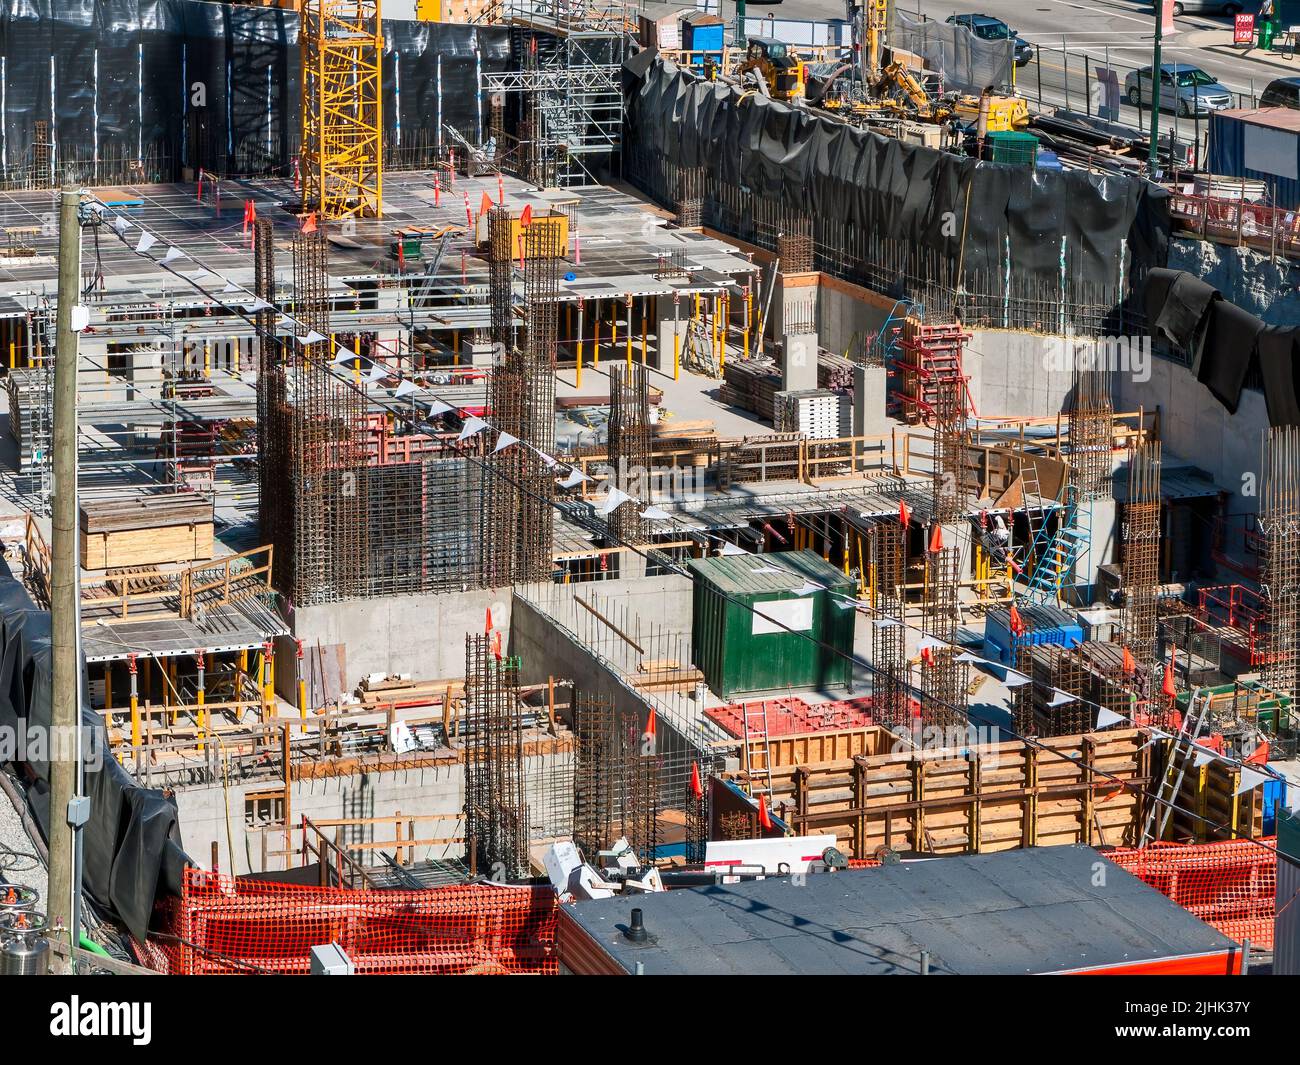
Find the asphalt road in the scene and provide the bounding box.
[634,0,1300,153]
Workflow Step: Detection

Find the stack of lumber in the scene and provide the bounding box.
[720,352,858,423]
[773,389,848,440]
[718,359,779,420]
[79,493,214,570]
[358,674,462,709]
[631,659,705,693]
[6,368,47,471]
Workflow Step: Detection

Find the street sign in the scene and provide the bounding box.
[1235,13,1256,46]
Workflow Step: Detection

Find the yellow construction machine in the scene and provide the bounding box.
[734,38,806,101]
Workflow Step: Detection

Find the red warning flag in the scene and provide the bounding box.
[301,212,318,234]
[1244,741,1271,766]
[920,645,935,667]
[928,523,944,554]
[1008,604,1026,637]
[690,762,703,800]
[491,630,502,659]
[484,606,493,633]
[1122,646,1136,674]
[757,794,773,831]
[520,203,533,228]
[899,499,912,527]
[1162,662,1178,699]
[644,706,656,740]
[478,192,493,219]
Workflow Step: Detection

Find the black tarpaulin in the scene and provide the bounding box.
[1258,326,1300,428]
[0,559,187,941]
[1144,268,1300,427]
[625,59,1169,293]
[0,0,512,179]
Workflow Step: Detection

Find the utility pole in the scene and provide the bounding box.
[1147,1,1164,169]
[47,183,82,972]
[736,0,746,43]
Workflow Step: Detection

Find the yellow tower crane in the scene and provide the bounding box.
[300,0,385,220]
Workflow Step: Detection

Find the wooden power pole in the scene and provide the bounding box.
[47,184,82,969]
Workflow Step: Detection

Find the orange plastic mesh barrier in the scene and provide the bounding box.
[1106,838,1277,951]
[141,870,560,975]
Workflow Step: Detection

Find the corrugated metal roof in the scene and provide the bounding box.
[1216,107,1300,132]
[686,548,853,596]
[562,846,1240,975]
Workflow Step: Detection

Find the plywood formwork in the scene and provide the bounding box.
[753,729,1152,859]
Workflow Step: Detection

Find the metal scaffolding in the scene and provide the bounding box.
[1261,426,1300,699]
[1120,442,1161,667]
[463,634,529,878]
[300,0,384,219]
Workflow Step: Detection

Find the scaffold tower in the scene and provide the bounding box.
[300,0,384,219]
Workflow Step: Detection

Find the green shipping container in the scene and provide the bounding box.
[688,549,856,699]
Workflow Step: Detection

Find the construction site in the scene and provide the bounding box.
[0,0,1295,983]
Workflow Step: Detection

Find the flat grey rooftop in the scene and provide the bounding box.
[562,846,1242,975]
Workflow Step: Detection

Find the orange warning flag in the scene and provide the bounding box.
[520,203,533,228]
[920,646,935,667]
[301,212,317,234]
[485,606,493,632]
[1245,741,1271,766]
[1162,662,1178,699]
[757,794,773,831]
[1009,604,1026,637]
[928,523,943,554]
[1122,646,1136,674]
[899,499,911,527]
[644,706,656,739]
[478,192,493,218]
[690,762,703,800]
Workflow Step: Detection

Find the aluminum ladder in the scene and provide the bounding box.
[742,701,775,799]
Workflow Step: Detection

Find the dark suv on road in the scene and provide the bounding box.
[946,13,1034,67]
[1261,77,1300,109]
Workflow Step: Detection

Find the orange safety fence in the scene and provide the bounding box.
[1105,838,1277,951]
[138,869,560,975]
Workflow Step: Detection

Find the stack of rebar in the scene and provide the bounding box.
[919,544,970,729]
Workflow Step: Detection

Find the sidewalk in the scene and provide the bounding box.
[1179,26,1300,73]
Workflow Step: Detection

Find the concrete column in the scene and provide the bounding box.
[852,363,891,442]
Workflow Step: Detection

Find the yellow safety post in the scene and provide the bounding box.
[744,284,752,360]
[8,340,14,370]
[593,301,601,368]
[625,295,634,369]
[128,653,140,751]
[296,639,307,720]
[196,650,207,753]
[673,291,681,381]
[203,339,211,379]
[103,664,112,717]
[720,292,728,370]
[576,302,585,388]
[453,329,460,365]
[640,299,648,366]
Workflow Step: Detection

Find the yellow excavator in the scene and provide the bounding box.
[838,0,1027,132]
[734,38,806,101]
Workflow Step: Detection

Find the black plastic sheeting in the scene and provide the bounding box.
[0,0,511,177]
[626,60,1169,293]
[0,559,187,942]
[1145,266,1299,425]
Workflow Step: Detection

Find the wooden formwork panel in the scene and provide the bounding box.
[1168,751,1264,842]
[754,725,892,772]
[757,729,1150,860]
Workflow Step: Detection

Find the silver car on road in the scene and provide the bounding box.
[1124,64,1234,115]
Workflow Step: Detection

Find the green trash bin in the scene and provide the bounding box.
[1260,17,1277,51]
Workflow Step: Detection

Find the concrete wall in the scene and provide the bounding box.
[965,329,1077,419]
[1170,237,1300,325]
[1117,352,1264,516]
[291,585,513,689]
[174,761,465,876]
